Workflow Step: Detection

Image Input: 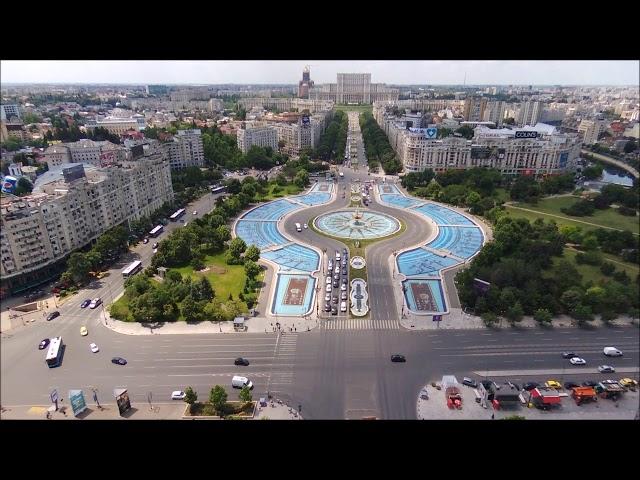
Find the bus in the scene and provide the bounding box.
[149,225,164,238]
[122,260,143,278]
[46,336,64,368]
[211,186,227,195]
[170,209,186,221]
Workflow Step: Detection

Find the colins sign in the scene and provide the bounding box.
[515,131,539,139]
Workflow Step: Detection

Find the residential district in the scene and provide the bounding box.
[1,65,638,420]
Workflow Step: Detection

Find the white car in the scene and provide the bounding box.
[89,297,102,309]
[324,293,331,302]
[171,390,186,400]
[340,301,347,312]
[598,365,616,373]
[340,283,347,291]
[325,284,332,293]
[89,343,99,353]
[192,211,197,215]
[569,357,586,365]
[326,277,332,285]
[603,347,623,357]
[334,266,340,274]
[303,223,308,229]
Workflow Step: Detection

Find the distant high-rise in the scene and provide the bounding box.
[518,101,542,127]
[463,97,487,122]
[298,65,314,99]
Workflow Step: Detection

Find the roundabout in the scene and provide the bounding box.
[313,209,400,240]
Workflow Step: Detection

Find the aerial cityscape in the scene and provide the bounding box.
[1,60,638,421]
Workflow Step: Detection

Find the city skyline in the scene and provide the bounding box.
[1,60,639,86]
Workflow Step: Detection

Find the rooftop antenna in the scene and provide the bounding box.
[463,71,466,87]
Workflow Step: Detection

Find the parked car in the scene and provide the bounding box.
[143,238,149,244]
[152,243,159,249]
[333,273,340,280]
[171,391,186,400]
[303,223,308,229]
[325,284,332,293]
[324,303,332,312]
[598,365,616,373]
[545,380,562,389]
[340,283,347,291]
[333,280,339,288]
[80,298,91,308]
[39,339,50,350]
[341,291,347,300]
[462,377,478,388]
[80,326,88,336]
[603,347,623,357]
[582,380,598,387]
[569,357,586,365]
[90,343,99,353]
[89,297,102,309]
[562,352,578,359]
[390,354,406,363]
[564,381,580,389]
[332,295,339,305]
[331,306,338,316]
[619,378,638,389]
[326,277,332,285]
[522,382,539,391]
[324,293,331,302]
[234,357,250,366]
[341,267,347,275]
[340,301,347,312]
[192,211,197,215]
[46,311,60,321]
[111,357,127,365]
[342,248,347,256]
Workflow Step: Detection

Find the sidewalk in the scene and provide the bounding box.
[254,399,303,420]
[0,403,186,420]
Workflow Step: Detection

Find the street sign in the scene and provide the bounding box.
[50,389,58,403]
[433,315,442,322]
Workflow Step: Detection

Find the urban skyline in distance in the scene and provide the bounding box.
[2,60,639,86]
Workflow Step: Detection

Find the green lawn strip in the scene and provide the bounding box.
[554,248,609,285]
[334,104,373,114]
[109,292,133,321]
[172,252,248,311]
[257,184,303,202]
[599,252,639,279]
[511,196,639,234]
[493,188,511,203]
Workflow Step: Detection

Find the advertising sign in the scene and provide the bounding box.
[433,315,442,322]
[559,152,569,168]
[515,131,539,139]
[114,388,131,416]
[301,115,310,127]
[473,278,491,295]
[50,389,58,404]
[100,151,116,166]
[69,389,88,417]
[1,176,18,194]
[425,128,437,139]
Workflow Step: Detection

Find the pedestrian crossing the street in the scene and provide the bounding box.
[321,318,400,331]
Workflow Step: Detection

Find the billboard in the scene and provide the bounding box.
[425,128,437,139]
[473,278,491,295]
[497,148,506,159]
[559,152,569,168]
[471,146,500,160]
[1,176,18,194]
[515,131,539,139]
[114,388,131,416]
[100,151,116,167]
[301,115,310,127]
[69,389,88,417]
[62,164,85,183]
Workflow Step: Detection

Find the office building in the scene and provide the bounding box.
[237,124,279,154]
[0,104,21,121]
[1,156,173,294]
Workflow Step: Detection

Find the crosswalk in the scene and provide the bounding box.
[321,318,400,331]
[267,333,299,391]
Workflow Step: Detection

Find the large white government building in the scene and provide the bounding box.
[309,73,399,104]
[1,156,173,295]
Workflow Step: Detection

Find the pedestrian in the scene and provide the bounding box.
[491,413,494,420]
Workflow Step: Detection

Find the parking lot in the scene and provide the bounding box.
[417,377,639,420]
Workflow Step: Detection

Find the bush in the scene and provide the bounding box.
[575,251,602,266]
[600,310,618,322]
[481,312,498,327]
[561,200,595,217]
[533,308,552,324]
[190,257,205,271]
[612,270,631,284]
[617,206,637,216]
[599,262,616,276]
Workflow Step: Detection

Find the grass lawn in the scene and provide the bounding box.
[506,195,639,235]
[172,252,250,309]
[257,183,302,201]
[553,248,639,285]
[334,104,373,114]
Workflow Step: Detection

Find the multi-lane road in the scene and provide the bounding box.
[2,113,638,419]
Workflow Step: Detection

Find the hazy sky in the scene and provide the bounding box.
[2,60,638,85]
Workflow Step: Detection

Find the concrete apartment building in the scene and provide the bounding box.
[376,105,581,176]
[578,119,606,145]
[0,104,21,121]
[237,97,334,113]
[43,140,128,169]
[483,101,506,127]
[0,156,173,294]
[85,116,146,135]
[463,97,488,122]
[164,129,205,169]
[309,73,399,104]
[272,111,332,157]
[518,101,543,127]
[237,124,279,154]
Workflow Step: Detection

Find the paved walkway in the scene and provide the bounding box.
[254,399,303,420]
[0,402,186,420]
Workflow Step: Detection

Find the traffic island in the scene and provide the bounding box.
[183,401,257,420]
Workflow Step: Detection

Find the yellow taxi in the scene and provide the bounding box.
[544,380,562,389]
[80,326,88,336]
[619,378,638,388]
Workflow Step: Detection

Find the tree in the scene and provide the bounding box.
[209,385,228,415]
[623,139,637,153]
[66,252,91,284]
[228,237,247,259]
[244,245,261,262]
[481,312,498,327]
[506,302,524,324]
[239,386,252,402]
[184,386,198,413]
[244,260,261,280]
[192,276,214,301]
[294,169,309,188]
[181,294,205,322]
[14,177,34,196]
[533,308,552,325]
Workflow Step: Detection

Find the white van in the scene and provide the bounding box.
[232,375,253,389]
[603,347,623,357]
[295,223,302,232]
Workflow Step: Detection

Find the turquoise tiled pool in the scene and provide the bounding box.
[428,226,484,259]
[271,274,316,315]
[379,194,423,209]
[291,192,331,206]
[377,184,402,195]
[403,279,446,313]
[413,203,475,226]
[262,244,320,272]
[310,182,333,193]
[235,220,288,250]
[243,199,298,221]
[397,248,459,276]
